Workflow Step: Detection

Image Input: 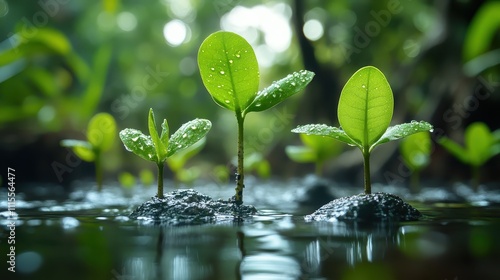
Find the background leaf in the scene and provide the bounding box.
[438,137,469,164]
[338,66,393,149]
[198,31,259,112]
[466,122,494,166]
[167,119,212,157]
[61,140,95,162]
[87,112,116,151]
[400,131,432,171]
[119,128,157,162]
[462,2,500,62]
[246,70,315,113]
[292,124,357,147]
[166,137,206,172]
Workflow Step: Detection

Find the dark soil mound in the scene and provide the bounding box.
[305,192,421,222]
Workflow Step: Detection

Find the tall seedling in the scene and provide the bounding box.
[198,31,314,205]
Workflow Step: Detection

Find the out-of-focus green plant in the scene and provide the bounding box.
[118,172,136,190]
[0,27,111,130]
[198,30,314,205]
[61,113,117,191]
[293,66,433,195]
[119,108,211,199]
[400,132,432,193]
[139,169,154,187]
[438,122,500,191]
[286,134,343,176]
[243,153,271,179]
[166,137,206,185]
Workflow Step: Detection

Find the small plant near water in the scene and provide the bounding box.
[198,31,314,205]
[438,122,500,191]
[61,112,116,191]
[286,134,343,176]
[119,108,211,199]
[400,131,432,193]
[292,66,433,195]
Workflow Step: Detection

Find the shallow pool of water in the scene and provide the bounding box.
[2,179,500,280]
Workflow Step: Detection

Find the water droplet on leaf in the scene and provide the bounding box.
[220,70,225,75]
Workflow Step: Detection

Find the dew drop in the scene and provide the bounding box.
[131,136,139,142]
[229,60,233,64]
[272,94,276,98]
[361,84,366,89]
[182,133,187,138]
[220,70,225,75]
[210,67,215,71]
[191,125,197,130]
[225,100,230,104]
[430,129,434,132]
[235,54,241,58]
[255,103,261,107]
[291,82,296,86]
[178,144,182,148]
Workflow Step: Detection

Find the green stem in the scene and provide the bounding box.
[471,165,480,192]
[410,170,420,194]
[157,162,165,199]
[363,148,371,194]
[235,112,245,205]
[95,151,103,192]
[315,161,323,177]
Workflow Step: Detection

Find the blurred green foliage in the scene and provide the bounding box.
[399,131,432,192]
[1,0,499,183]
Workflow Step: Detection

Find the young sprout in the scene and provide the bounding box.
[438,122,500,191]
[119,108,211,199]
[292,66,433,194]
[198,31,314,205]
[286,134,343,176]
[400,131,432,193]
[61,112,116,191]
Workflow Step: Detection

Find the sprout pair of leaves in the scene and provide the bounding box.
[198,31,315,205]
[438,122,500,190]
[119,108,211,198]
[61,112,116,191]
[286,134,343,176]
[292,66,433,194]
[400,132,432,192]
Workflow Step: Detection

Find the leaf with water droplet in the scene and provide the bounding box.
[373,121,433,150]
[246,70,315,113]
[338,66,393,150]
[119,128,157,162]
[167,118,212,157]
[291,124,358,147]
[149,108,167,161]
[198,31,259,111]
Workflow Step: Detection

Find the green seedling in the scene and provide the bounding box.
[166,137,206,184]
[61,112,116,191]
[198,31,314,205]
[400,132,432,193]
[118,172,136,189]
[139,169,155,187]
[119,108,211,199]
[286,134,343,176]
[438,122,500,191]
[292,66,433,194]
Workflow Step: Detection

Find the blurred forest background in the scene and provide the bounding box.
[1,0,499,189]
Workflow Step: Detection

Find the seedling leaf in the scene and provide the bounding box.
[119,128,156,162]
[466,122,494,166]
[61,139,95,162]
[167,119,212,157]
[246,70,315,113]
[87,112,116,151]
[338,66,393,149]
[166,137,206,172]
[198,31,259,111]
[292,124,356,147]
[438,137,469,164]
[160,119,169,147]
[373,121,433,150]
[148,109,167,161]
[285,146,316,163]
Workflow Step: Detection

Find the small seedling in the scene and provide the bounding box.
[119,108,211,199]
[61,112,116,191]
[438,122,500,191]
[118,172,136,189]
[292,66,433,194]
[286,134,343,176]
[243,153,271,179]
[198,31,314,205]
[400,131,432,193]
[166,137,206,184]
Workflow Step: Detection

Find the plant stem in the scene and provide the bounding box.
[315,161,323,177]
[362,148,371,194]
[157,162,165,199]
[410,170,420,194]
[471,165,480,192]
[235,112,245,205]
[95,152,103,192]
